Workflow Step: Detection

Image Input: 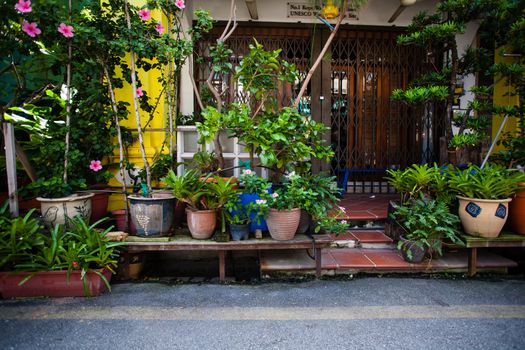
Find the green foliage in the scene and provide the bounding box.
[20,176,87,198]
[448,132,483,149]
[397,21,465,47]
[162,169,209,210]
[393,196,464,258]
[447,163,525,199]
[238,169,271,194]
[385,164,453,205]
[0,208,124,294]
[391,86,449,104]
[224,197,264,225]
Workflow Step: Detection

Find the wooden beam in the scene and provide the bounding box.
[3,123,19,217]
[245,0,258,20]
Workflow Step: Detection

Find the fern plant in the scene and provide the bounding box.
[393,196,464,259]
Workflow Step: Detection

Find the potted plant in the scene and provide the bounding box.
[237,169,272,233]
[163,169,238,240]
[260,174,306,241]
[392,196,464,263]
[447,164,525,238]
[0,203,124,298]
[384,164,453,240]
[224,197,265,241]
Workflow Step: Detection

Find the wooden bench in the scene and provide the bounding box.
[122,234,333,282]
[463,233,525,276]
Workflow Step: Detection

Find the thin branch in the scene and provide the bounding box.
[293,0,348,109]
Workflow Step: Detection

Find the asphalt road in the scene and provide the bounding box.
[1,277,524,350]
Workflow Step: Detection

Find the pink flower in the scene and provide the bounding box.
[243,169,252,175]
[89,160,103,172]
[21,20,41,37]
[138,8,151,21]
[271,193,279,198]
[58,23,74,38]
[255,199,267,205]
[175,0,185,10]
[15,0,32,13]
[155,22,165,34]
[136,87,144,97]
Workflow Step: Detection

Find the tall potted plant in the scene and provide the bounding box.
[447,164,525,238]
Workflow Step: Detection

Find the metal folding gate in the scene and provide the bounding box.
[196,25,442,191]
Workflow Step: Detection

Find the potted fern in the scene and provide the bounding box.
[447,164,525,238]
[393,196,464,263]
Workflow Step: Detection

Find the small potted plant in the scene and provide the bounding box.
[447,164,525,238]
[392,196,464,263]
[224,198,266,241]
[261,174,306,241]
[238,169,272,233]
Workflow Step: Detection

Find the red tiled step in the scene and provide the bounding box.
[331,230,394,248]
[336,194,397,221]
[259,248,517,274]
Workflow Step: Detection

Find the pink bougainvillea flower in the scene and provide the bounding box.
[138,8,151,21]
[89,160,103,172]
[175,0,185,9]
[155,22,165,34]
[21,20,41,37]
[136,87,144,97]
[58,23,74,38]
[15,0,32,13]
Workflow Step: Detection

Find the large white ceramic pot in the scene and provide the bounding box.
[457,196,512,238]
[266,208,301,241]
[37,193,94,228]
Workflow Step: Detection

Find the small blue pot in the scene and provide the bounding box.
[240,192,270,233]
[229,223,250,241]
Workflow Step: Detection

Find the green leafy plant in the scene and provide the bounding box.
[448,132,483,149]
[447,163,525,199]
[162,169,209,210]
[238,168,271,194]
[393,196,464,259]
[0,206,125,295]
[385,164,453,205]
[224,197,264,226]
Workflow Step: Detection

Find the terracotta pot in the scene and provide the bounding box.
[457,196,512,238]
[509,184,525,235]
[129,195,175,237]
[266,208,301,241]
[90,191,110,223]
[37,193,94,228]
[111,209,136,233]
[186,208,217,239]
[0,268,111,298]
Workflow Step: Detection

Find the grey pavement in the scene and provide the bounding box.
[1,277,525,349]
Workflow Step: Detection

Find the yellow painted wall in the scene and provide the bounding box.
[108,5,171,211]
[492,47,520,151]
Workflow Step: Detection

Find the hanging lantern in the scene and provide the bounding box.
[320,0,339,20]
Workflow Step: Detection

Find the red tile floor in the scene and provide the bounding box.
[260,193,518,275]
[336,193,398,221]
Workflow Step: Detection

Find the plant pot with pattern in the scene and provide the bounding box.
[22,177,93,229]
[447,164,525,238]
